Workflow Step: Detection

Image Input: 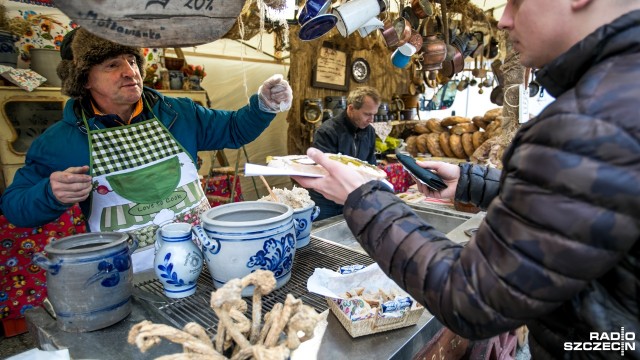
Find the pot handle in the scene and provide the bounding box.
[32,252,62,275]
[193,225,220,254]
[310,206,321,222]
[126,233,139,255]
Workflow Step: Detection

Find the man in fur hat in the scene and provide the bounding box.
[293,0,640,358]
[1,28,292,240]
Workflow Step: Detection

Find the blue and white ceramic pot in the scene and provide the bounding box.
[32,232,138,332]
[292,202,320,248]
[154,222,203,298]
[198,201,296,297]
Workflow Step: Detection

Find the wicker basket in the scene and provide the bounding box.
[164,57,185,71]
[327,297,425,338]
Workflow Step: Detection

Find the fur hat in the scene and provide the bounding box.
[57,28,145,99]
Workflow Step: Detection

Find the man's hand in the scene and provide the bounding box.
[413,160,460,200]
[50,166,92,205]
[258,74,293,113]
[292,148,368,205]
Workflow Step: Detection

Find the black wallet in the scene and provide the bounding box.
[395,150,448,191]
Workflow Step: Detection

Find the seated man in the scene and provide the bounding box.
[310,86,380,220]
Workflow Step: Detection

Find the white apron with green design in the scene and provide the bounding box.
[84,110,210,248]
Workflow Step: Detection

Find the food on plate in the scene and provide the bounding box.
[267,155,328,176]
[267,154,386,179]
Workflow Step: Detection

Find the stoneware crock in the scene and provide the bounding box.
[32,232,138,332]
[198,201,296,297]
[292,202,320,248]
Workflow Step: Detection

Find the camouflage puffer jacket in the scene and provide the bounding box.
[343,11,640,360]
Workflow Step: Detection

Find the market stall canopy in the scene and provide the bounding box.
[53,0,245,47]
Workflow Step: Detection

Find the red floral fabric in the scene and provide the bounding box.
[202,174,243,207]
[0,205,86,320]
[378,162,415,193]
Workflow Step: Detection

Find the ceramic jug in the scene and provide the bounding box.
[154,222,204,298]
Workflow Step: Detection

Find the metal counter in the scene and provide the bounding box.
[25,206,483,360]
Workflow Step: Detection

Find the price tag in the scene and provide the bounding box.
[519,84,530,123]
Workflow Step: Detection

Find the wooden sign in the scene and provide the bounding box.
[312,44,349,91]
[54,0,245,47]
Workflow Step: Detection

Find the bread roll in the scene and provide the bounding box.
[449,133,466,159]
[426,119,447,133]
[450,123,479,135]
[426,133,445,157]
[472,131,487,148]
[461,133,475,157]
[441,116,471,127]
[438,132,456,158]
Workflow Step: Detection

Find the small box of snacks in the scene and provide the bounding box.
[307,264,425,337]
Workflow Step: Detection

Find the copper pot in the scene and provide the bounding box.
[382,17,412,48]
[411,0,433,19]
[401,93,419,109]
[408,30,423,51]
[420,34,447,71]
[440,44,464,78]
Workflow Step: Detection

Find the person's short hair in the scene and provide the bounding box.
[347,86,381,109]
[56,28,145,99]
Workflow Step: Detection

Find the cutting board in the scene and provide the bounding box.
[54,0,245,47]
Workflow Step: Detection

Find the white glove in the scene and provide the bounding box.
[258,74,293,113]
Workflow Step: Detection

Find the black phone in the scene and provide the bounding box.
[395,150,448,191]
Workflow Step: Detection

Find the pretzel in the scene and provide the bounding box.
[426,119,447,133]
[472,131,487,148]
[426,133,446,157]
[472,115,489,129]
[438,132,456,158]
[449,134,466,159]
[413,122,431,134]
[461,133,475,158]
[450,123,479,135]
[441,116,471,127]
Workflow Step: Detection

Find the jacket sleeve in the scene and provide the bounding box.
[454,162,501,210]
[1,145,71,228]
[190,94,277,151]
[343,109,639,340]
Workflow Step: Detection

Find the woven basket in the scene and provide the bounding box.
[327,298,425,338]
[164,57,185,71]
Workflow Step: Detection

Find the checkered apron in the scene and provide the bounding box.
[83,111,209,241]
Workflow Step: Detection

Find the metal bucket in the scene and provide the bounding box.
[32,232,138,332]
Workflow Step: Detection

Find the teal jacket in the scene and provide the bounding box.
[1,88,275,228]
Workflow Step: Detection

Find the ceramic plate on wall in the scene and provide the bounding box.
[299,14,338,41]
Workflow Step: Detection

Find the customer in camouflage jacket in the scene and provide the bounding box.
[294,1,639,358]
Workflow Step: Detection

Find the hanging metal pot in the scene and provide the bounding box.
[420,34,447,71]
